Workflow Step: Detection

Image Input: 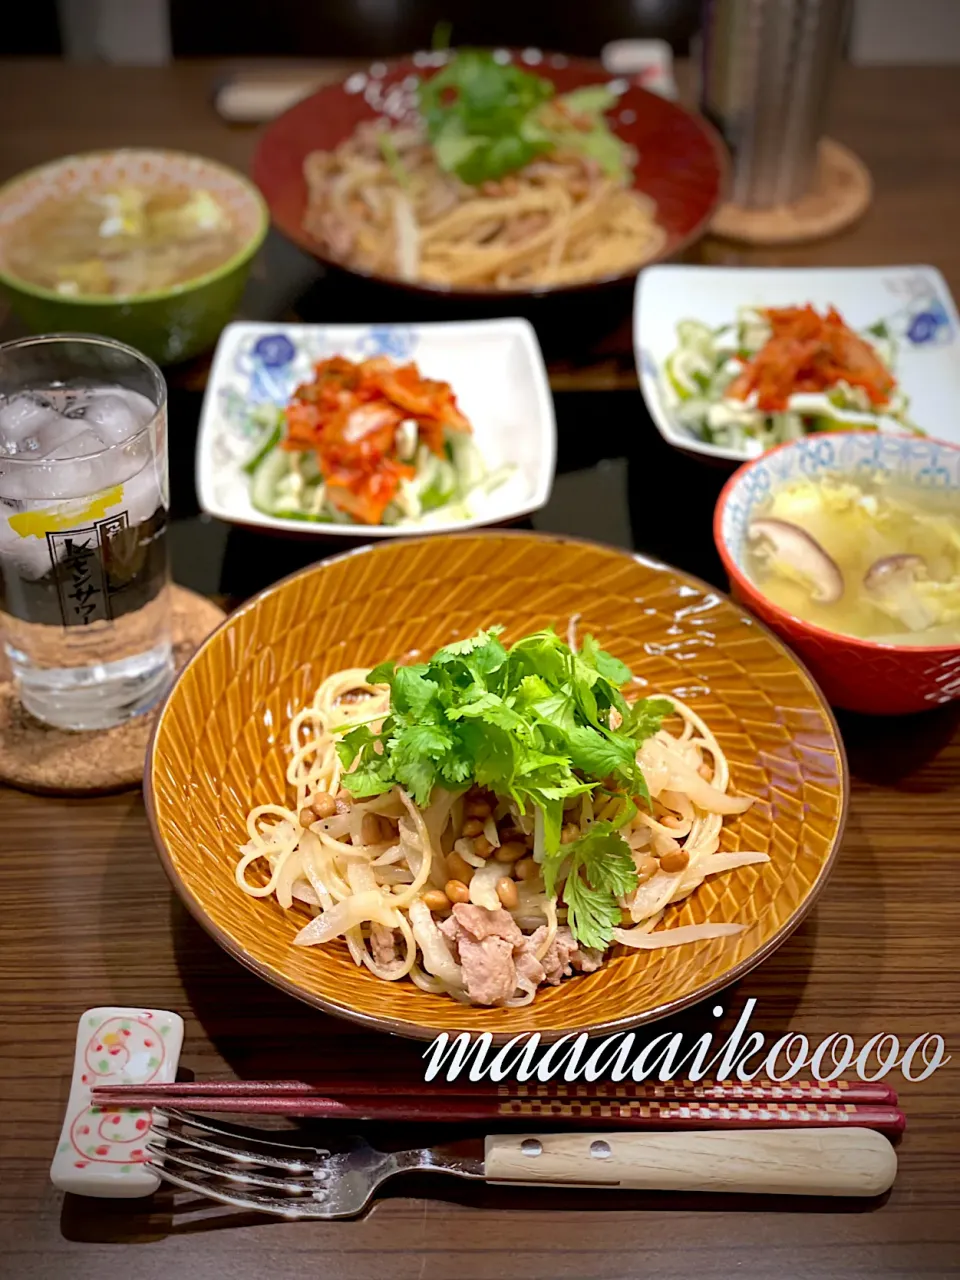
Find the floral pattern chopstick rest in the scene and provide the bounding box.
[50,1006,184,1198]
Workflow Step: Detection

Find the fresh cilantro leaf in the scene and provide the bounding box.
[520,683,579,735]
[563,873,624,951]
[345,759,395,798]
[391,666,441,720]
[366,660,396,686]
[540,848,567,900]
[557,821,639,949]
[446,690,524,732]
[419,52,554,187]
[338,624,652,878]
[622,696,673,744]
[434,626,505,659]
[336,724,375,772]
[562,724,637,783]
[580,633,632,687]
[575,822,638,898]
[439,754,474,786]
[508,629,570,688]
[390,724,453,805]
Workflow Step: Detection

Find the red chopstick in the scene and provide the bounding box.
[89,1090,904,1134]
[92,1077,897,1105]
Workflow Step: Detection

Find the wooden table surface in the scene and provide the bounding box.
[1,57,959,1280]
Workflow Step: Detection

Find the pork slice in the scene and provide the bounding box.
[369,923,398,968]
[438,913,462,959]
[512,926,547,988]
[448,902,524,946]
[572,943,605,974]
[514,944,546,989]
[457,935,518,1006]
[539,926,605,985]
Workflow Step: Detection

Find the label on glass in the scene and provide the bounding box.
[46,511,130,627]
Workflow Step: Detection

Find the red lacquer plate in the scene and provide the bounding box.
[251,51,728,299]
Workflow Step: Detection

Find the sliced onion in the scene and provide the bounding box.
[410,964,448,994]
[483,815,500,848]
[454,838,486,868]
[612,921,745,949]
[293,890,399,946]
[469,860,503,910]
[629,870,688,922]
[291,879,321,906]
[701,851,770,874]
[423,788,459,850]
[505,975,539,1007]
[371,843,405,866]
[347,861,378,895]
[275,849,304,910]
[640,741,752,815]
[408,898,463,987]
[375,866,414,885]
[309,814,352,840]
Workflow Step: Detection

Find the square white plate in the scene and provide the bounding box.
[634,264,960,462]
[196,318,556,536]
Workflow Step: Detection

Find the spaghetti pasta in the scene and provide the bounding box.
[238,630,767,1008]
[302,120,665,290]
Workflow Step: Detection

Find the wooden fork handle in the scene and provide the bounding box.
[484,1128,897,1197]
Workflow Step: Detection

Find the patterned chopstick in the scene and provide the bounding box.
[91,1090,905,1133]
[93,1077,898,1105]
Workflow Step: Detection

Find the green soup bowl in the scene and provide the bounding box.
[0,149,268,366]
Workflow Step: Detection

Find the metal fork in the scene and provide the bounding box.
[146,1108,483,1219]
[145,1109,898,1216]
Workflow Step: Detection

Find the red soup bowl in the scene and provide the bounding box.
[714,433,960,715]
[251,50,727,299]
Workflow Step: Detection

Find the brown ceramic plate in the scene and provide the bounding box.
[251,51,727,298]
[146,533,847,1042]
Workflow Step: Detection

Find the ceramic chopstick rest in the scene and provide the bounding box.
[50,1007,184,1198]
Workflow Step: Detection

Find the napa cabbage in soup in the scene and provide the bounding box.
[745,474,960,646]
[4,185,243,297]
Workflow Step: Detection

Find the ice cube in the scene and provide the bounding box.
[0,395,61,455]
[27,415,96,461]
[48,429,107,459]
[120,458,164,524]
[0,441,133,502]
[0,500,57,580]
[81,388,157,445]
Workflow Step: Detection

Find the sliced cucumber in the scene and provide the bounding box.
[665,350,707,401]
[420,459,457,511]
[736,307,770,354]
[447,433,486,491]
[676,319,715,354]
[242,421,283,476]
[675,395,711,434]
[249,448,294,515]
[249,448,332,521]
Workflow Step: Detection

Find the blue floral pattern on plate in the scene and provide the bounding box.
[882,273,954,346]
[224,325,422,427]
[721,433,960,569]
[252,333,296,368]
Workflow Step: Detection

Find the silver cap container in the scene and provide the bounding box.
[700,0,852,208]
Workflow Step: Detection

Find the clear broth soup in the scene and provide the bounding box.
[746,473,960,646]
[5,185,244,298]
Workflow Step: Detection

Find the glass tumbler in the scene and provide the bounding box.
[0,334,174,730]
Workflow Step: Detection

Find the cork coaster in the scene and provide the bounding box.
[0,586,225,796]
[710,139,873,246]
